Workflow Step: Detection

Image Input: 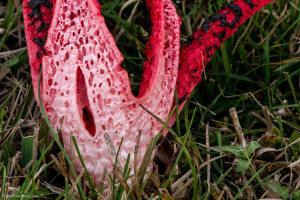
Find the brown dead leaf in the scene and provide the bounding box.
[153,136,173,175]
[58,151,69,179]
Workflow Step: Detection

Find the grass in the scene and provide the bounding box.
[0,0,300,199]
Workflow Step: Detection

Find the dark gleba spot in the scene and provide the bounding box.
[27,0,53,55]
[27,0,53,10]
[36,52,42,59]
[27,0,53,32]
[201,13,225,32]
[202,2,243,31]
[33,37,47,53]
[178,95,187,104]
[243,0,258,9]
[218,3,243,28]
[186,35,194,46]
[213,30,226,42]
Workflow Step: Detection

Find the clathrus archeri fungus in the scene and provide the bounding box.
[24,0,181,183]
[23,0,274,184]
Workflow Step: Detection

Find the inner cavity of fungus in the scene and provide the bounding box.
[76,67,96,137]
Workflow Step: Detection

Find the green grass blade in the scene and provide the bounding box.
[1,0,15,29]
[1,166,6,199]
[233,163,270,200]
[21,136,34,168]
[162,108,197,189]
[71,135,97,194]
[0,3,22,52]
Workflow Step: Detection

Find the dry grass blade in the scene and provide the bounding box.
[134,130,142,197]
[118,0,138,18]
[42,182,66,197]
[69,170,84,197]
[104,132,122,171]
[113,169,136,199]
[0,47,26,58]
[255,147,279,158]
[247,186,252,200]
[279,137,300,151]
[58,152,69,179]
[7,152,20,178]
[50,154,61,172]
[99,167,107,195]
[257,135,288,162]
[217,190,225,200]
[251,111,267,125]
[25,163,48,193]
[171,170,192,191]
[192,101,216,116]
[196,143,228,154]
[204,181,211,200]
[206,123,211,183]
[173,175,198,198]
[149,173,161,190]
[263,106,274,132]
[229,108,247,148]
[137,137,155,185]
[114,0,140,42]
[289,159,300,168]
[0,119,23,148]
[212,183,224,200]
[223,186,234,200]
[3,182,10,200]
[199,155,227,170]
[259,190,270,199]
[162,147,180,188]
[134,131,142,179]
[32,127,39,163]
[171,154,226,192]
[0,66,11,81]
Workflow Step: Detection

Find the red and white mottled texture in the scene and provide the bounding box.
[35,0,180,184]
[23,0,55,102]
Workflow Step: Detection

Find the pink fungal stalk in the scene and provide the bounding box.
[24,0,181,184]
[23,0,274,185]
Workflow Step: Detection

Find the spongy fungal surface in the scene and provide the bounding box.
[40,0,181,184]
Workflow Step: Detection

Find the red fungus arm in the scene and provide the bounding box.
[23,0,55,102]
[176,0,275,105]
